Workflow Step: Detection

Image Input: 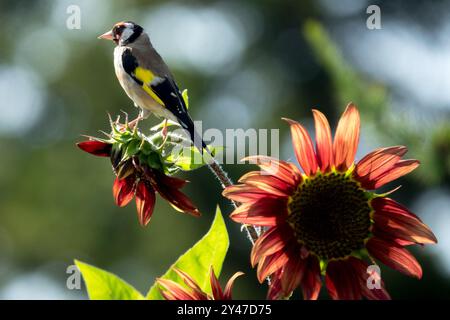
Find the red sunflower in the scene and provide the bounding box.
[223,103,437,300]
[157,267,244,300]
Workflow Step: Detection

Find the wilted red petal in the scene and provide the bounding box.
[238,171,293,196]
[242,156,302,186]
[312,109,333,172]
[367,237,422,279]
[154,171,188,189]
[364,160,420,189]
[256,250,289,283]
[251,227,287,267]
[223,272,244,300]
[77,140,112,157]
[325,259,361,300]
[283,118,318,175]
[110,145,123,169]
[300,255,322,300]
[135,181,156,226]
[113,176,135,207]
[229,197,288,226]
[209,267,224,300]
[333,103,360,171]
[348,257,391,300]
[154,184,200,217]
[354,146,407,187]
[116,160,135,180]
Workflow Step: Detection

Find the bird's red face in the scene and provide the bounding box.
[98,21,143,46]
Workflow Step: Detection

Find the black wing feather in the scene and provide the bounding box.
[151,77,207,152]
[150,77,188,124]
[122,49,143,86]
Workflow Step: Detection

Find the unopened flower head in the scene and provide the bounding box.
[77,117,200,226]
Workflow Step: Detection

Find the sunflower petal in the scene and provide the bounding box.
[229,198,288,226]
[173,268,204,295]
[223,272,244,300]
[251,227,287,267]
[325,259,362,300]
[154,183,200,217]
[266,272,284,300]
[209,267,224,300]
[333,103,360,171]
[77,140,112,157]
[256,250,289,283]
[280,255,306,295]
[223,185,278,203]
[354,146,408,187]
[374,208,437,245]
[372,198,423,222]
[367,237,422,279]
[300,255,322,300]
[283,118,318,175]
[238,171,293,196]
[155,172,188,189]
[313,109,333,172]
[371,198,435,245]
[372,226,416,246]
[365,160,420,189]
[135,181,156,226]
[157,279,199,300]
[242,156,302,186]
[348,257,391,300]
[112,176,135,207]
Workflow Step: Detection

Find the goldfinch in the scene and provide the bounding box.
[99,21,207,152]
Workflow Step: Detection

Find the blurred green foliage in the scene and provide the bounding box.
[304,20,450,186]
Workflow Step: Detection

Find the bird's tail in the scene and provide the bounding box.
[178,115,211,156]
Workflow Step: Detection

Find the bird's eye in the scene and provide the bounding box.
[113,25,125,36]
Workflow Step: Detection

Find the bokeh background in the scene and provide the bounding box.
[0,0,449,299]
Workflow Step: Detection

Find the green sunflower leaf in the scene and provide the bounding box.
[75,260,144,300]
[145,152,163,170]
[146,206,229,300]
[123,139,141,159]
[166,146,224,171]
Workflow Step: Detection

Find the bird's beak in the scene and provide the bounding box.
[98,30,114,41]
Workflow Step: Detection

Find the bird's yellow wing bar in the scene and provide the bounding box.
[133,67,165,106]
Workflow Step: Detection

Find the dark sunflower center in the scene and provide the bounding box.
[287,171,372,260]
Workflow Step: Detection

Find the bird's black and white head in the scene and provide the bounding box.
[98,21,144,46]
